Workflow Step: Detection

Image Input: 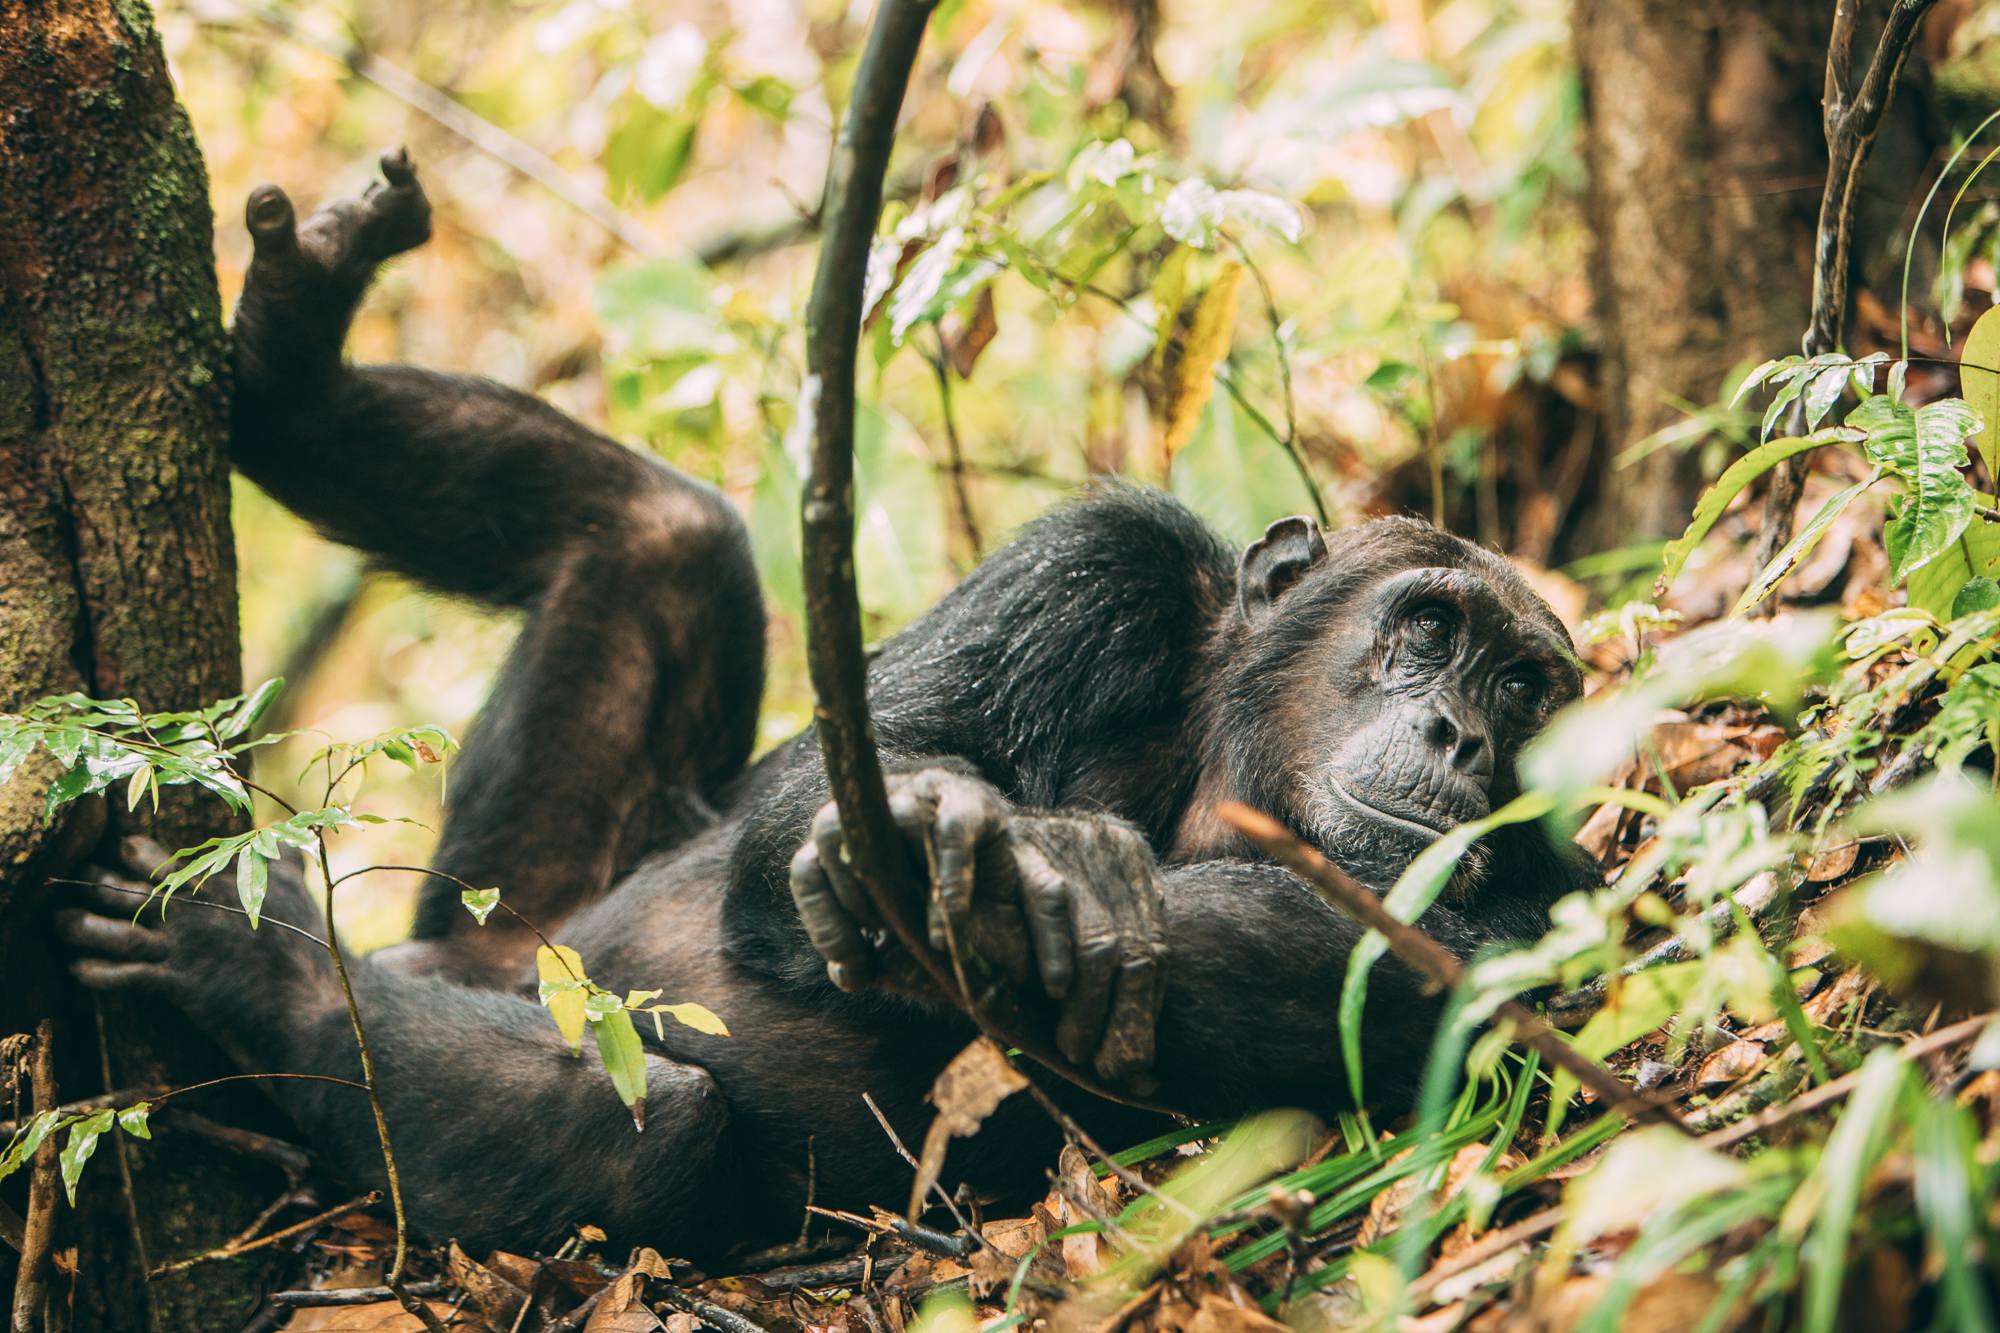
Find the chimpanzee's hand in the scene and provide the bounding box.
[52,838,329,1048]
[788,769,1169,1080]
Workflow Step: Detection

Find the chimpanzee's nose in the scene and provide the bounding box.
[1415,705,1493,780]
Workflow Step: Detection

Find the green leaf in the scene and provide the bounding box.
[460,887,500,926]
[1883,400,1979,583]
[593,1006,650,1129]
[1656,433,1841,594]
[1730,355,1803,408]
[1909,516,2000,617]
[59,1109,115,1205]
[1545,962,1700,1139]
[655,1002,729,1037]
[0,1110,66,1183]
[1953,576,2000,617]
[235,845,268,929]
[1336,792,1552,1104]
[536,945,590,1054]
[1801,1053,1910,1333]
[1962,304,2000,481]
[117,1103,152,1141]
[219,677,285,740]
[1802,364,1851,430]
[1735,473,1878,614]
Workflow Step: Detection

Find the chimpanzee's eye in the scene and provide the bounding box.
[1407,606,1453,645]
[1501,671,1545,714]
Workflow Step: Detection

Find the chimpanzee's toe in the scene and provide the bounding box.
[350,147,431,262]
[245,184,298,253]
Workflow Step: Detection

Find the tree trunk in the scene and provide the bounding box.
[1,2,277,1328]
[1575,1,1829,543]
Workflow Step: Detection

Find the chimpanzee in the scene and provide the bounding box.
[57,153,1595,1260]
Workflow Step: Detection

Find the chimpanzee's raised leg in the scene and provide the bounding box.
[230,152,765,975]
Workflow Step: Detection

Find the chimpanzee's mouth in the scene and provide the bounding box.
[1324,773,1460,839]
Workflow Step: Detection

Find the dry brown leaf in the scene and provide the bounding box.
[911,1039,1028,1214]
[1800,968,1873,1026]
[1803,839,1861,882]
[1696,1038,1768,1089]
[1159,263,1243,470]
[447,1241,527,1325]
[583,1249,675,1333]
[281,1300,451,1332]
[1354,1144,1496,1250]
[946,286,998,378]
[1183,1291,1289,1333]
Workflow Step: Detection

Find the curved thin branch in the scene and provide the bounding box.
[798,0,1162,1111]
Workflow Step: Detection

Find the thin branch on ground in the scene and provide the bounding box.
[1751,0,1940,583]
[148,1190,381,1278]
[1217,801,1687,1131]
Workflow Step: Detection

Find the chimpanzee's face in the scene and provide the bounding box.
[1223,516,1581,886]
[1295,565,1580,877]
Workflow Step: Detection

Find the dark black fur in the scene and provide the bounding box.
[57,156,1597,1262]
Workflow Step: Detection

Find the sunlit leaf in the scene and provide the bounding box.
[536,945,590,1055]
[460,887,500,926]
[1656,432,1847,594]
[1735,473,1878,614]
[655,1002,729,1037]
[59,1109,115,1205]
[1962,304,2000,481]
[1161,264,1243,466]
[116,1103,151,1141]
[593,1007,650,1129]
[235,844,268,929]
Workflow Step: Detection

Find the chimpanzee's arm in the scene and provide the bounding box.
[56,854,727,1254]
[1149,859,1461,1116]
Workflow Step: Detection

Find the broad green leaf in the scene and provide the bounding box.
[1884,401,1979,583]
[1735,473,1878,614]
[1656,433,1841,594]
[219,677,285,740]
[235,845,268,928]
[593,1007,650,1129]
[536,945,590,1055]
[459,887,500,926]
[1953,575,2000,617]
[1730,355,1802,408]
[1962,304,2000,481]
[1909,514,2000,616]
[1802,364,1851,429]
[59,1109,115,1204]
[0,1110,65,1182]
[117,1103,151,1140]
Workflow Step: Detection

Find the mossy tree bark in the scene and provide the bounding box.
[1,2,281,1328]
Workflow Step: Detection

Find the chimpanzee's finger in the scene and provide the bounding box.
[1093,950,1160,1080]
[789,843,874,991]
[927,781,1003,951]
[118,835,174,882]
[1054,887,1118,1068]
[52,909,169,962]
[810,801,879,931]
[69,958,165,993]
[1013,841,1074,998]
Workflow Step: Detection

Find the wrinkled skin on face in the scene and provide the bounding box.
[1181,515,1583,893]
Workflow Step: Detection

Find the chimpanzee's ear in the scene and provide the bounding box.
[1237,515,1328,621]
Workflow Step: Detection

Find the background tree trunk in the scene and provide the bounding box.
[1,2,280,1328]
[1574,1,1830,544]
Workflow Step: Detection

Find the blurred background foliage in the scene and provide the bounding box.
[160,0,2000,948]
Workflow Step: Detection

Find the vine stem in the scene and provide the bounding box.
[1751,0,1940,590]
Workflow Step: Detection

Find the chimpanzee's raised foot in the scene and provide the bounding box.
[233,149,431,386]
[246,147,430,283]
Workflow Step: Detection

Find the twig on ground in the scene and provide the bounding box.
[653,1283,777,1333]
[1752,0,1941,581]
[1700,1011,1992,1150]
[1218,801,1687,1131]
[1021,1082,1197,1222]
[148,1190,381,1278]
[7,1023,58,1333]
[270,1282,448,1308]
